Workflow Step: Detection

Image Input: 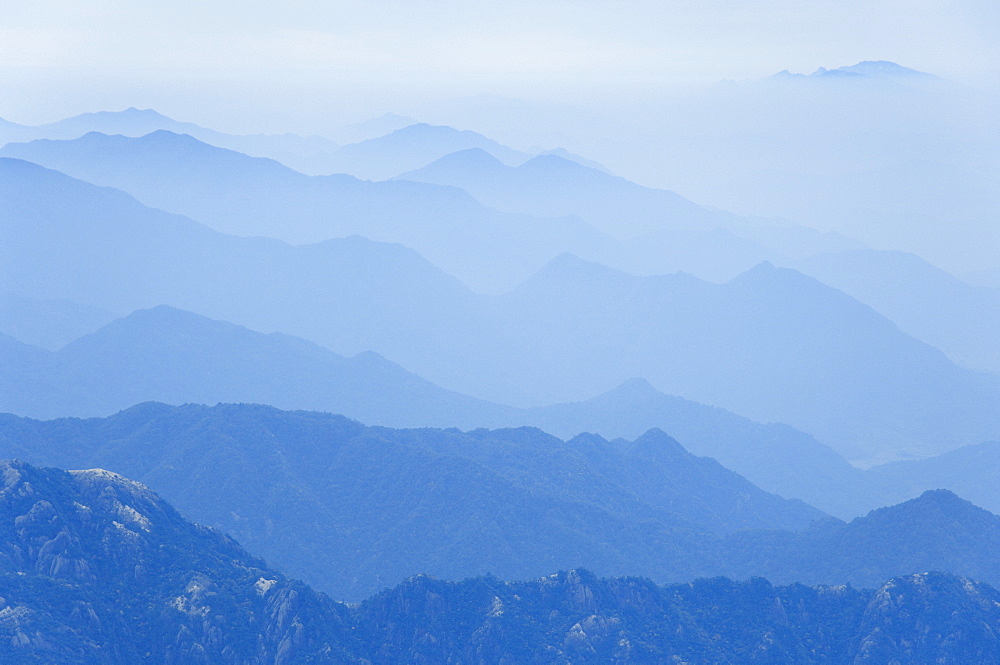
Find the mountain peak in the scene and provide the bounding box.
[864,488,990,524]
[519,152,586,172]
[825,61,937,78]
[909,488,966,507]
[425,147,504,169]
[627,428,691,459]
[69,467,157,500]
[68,107,174,122]
[729,261,819,288]
[610,377,661,397]
[534,252,631,282]
[772,61,938,82]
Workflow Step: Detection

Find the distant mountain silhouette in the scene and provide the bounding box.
[718,490,1000,588]
[790,249,1000,373]
[772,61,940,82]
[868,441,1000,515]
[399,148,712,236]
[476,255,1000,460]
[0,295,116,350]
[0,305,513,425]
[4,159,998,460]
[325,122,531,180]
[0,303,867,517]
[521,376,877,518]
[0,106,340,172]
[330,112,418,144]
[398,147,864,280]
[0,405,825,600]
[3,127,866,286]
[1,133,611,292]
[0,156,485,371]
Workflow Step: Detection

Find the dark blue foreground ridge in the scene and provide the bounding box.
[2,459,1000,664]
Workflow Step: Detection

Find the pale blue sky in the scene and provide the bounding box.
[2,0,998,132]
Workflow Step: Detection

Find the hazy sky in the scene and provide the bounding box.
[2,0,998,133]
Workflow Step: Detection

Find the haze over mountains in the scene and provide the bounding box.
[787,249,1000,373]
[4,155,999,462]
[596,62,1000,277]
[5,303,1000,520]
[1,125,860,287]
[0,404,826,599]
[0,304,866,516]
[0,107,340,173]
[6,405,1000,605]
[1,130,611,292]
[6,119,996,372]
[4,27,1000,663]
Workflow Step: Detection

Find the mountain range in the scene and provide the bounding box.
[787,248,1000,373]
[3,157,998,461]
[0,403,824,600]
[400,149,1000,374]
[10,124,996,375]
[0,106,340,171]
[397,145,860,254]
[5,83,999,664]
[1,131,611,292]
[0,127,869,287]
[772,60,941,83]
[5,303,1000,521]
[6,459,1000,663]
[4,405,1000,602]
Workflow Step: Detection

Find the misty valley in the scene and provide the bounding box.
[2,58,1000,664]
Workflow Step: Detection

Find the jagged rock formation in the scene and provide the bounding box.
[3,459,1000,664]
[0,460,353,664]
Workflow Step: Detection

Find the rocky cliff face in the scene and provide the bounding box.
[3,459,1000,664]
[0,460,354,664]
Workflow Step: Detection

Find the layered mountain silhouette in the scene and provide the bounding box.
[789,248,1000,373]
[0,295,116,351]
[0,156,477,361]
[471,254,1000,459]
[716,489,1000,588]
[0,404,825,600]
[3,159,999,460]
[0,106,340,172]
[5,459,1000,663]
[5,302,996,519]
[0,305,510,425]
[399,147,860,254]
[868,440,1000,515]
[1,132,611,292]
[4,410,1000,604]
[2,128,866,285]
[329,112,418,144]
[772,60,941,83]
[324,122,531,180]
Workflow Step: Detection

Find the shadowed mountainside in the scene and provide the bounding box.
[6,459,1000,663]
[5,406,1000,602]
[0,403,825,600]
